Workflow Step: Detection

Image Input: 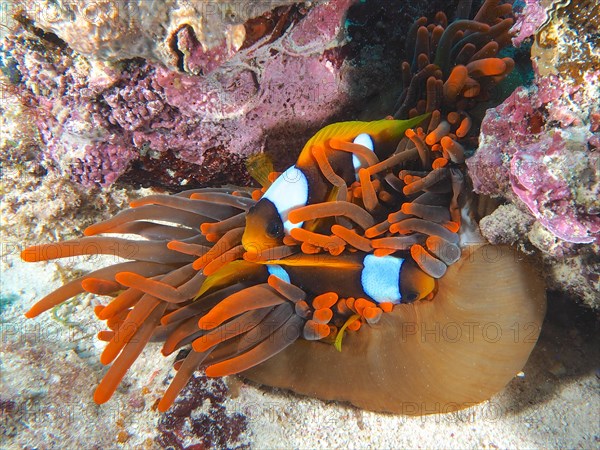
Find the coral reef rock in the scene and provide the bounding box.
[3,0,365,188]
[13,0,298,71]
[467,0,600,308]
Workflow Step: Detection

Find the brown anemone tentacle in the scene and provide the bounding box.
[405,129,431,169]
[200,212,247,238]
[434,20,490,74]
[405,16,428,64]
[130,195,241,220]
[114,263,198,304]
[192,227,245,270]
[383,173,406,193]
[188,192,256,209]
[311,145,348,202]
[389,217,459,243]
[104,221,199,241]
[157,348,213,412]
[162,315,205,356]
[266,274,306,303]
[403,168,449,195]
[173,187,250,197]
[288,202,375,230]
[201,302,296,366]
[358,168,379,212]
[192,307,274,353]
[24,261,174,318]
[118,266,209,305]
[327,138,380,167]
[426,120,452,145]
[449,167,465,226]
[97,287,145,320]
[400,202,451,223]
[167,241,211,257]
[202,245,246,276]
[372,235,424,250]
[22,236,194,265]
[394,64,438,119]
[84,205,210,236]
[289,228,346,256]
[330,224,373,252]
[426,235,461,265]
[205,305,304,377]
[160,284,248,326]
[365,220,392,238]
[81,278,123,295]
[474,0,504,24]
[410,244,448,278]
[366,147,419,176]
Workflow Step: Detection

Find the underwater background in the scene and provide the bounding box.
[1,0,598,448]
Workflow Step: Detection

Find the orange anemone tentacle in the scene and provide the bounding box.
[288,202,375,230]
[198,284,286,330]
[94,301,167,405]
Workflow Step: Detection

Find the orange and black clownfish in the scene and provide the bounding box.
[241,116,428,255]
[198,250,436,308]
[264,252,436,304]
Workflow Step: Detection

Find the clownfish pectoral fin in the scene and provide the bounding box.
[194,260,266,300]
[246,153,274,189]
[333,314,361,352]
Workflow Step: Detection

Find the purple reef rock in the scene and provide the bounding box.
[3,0,367,188]
[467,79,599,246]
[509,131,599,245]
[511,0,547,47]
[3,0,474,190]
[467,0,599,306]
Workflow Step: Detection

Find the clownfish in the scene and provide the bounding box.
[198,250,436,306]
[242,116,428,255]
[265,252,436,304]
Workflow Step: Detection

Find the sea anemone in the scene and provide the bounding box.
[21,0,546,415]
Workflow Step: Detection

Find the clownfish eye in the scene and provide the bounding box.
[404,292,419,303]
[265,220,283,238]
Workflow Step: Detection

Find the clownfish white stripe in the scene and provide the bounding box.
[361,254,404,304]
[267,264,291,283]
[262,165,309,234]
[352,133,375,174]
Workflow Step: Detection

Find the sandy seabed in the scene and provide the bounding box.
[1,247,598,449]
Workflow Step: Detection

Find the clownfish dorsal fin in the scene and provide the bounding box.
[246,153,274,189]
[300,114,431,161]
[362,113,431,143]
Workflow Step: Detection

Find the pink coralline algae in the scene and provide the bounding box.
[467,0,600,247]
[467,75,583,196]
[3,1,363,188]
[511,0,547,47]
[510,132,599,244]
[467,76,600,245]
[466,0,599,307]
